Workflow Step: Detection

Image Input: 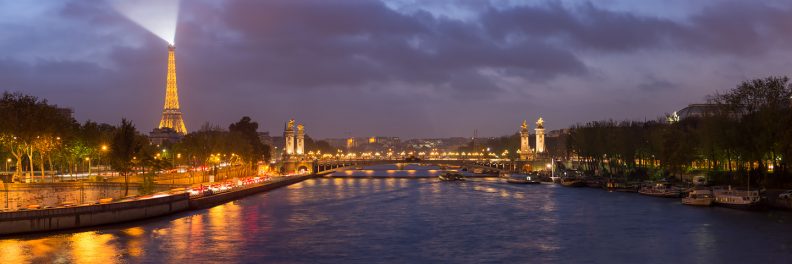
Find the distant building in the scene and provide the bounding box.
[546,129,569,138]
[674,104,720,120]
[346,137,356,151]
[350,136,402,152]
[323,138,347,150]
[149,127,183,146]
[369,137,400,148]
[270,136,284,160]
[258,131,273,146]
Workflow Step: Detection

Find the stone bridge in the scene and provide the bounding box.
[310,159,527,174]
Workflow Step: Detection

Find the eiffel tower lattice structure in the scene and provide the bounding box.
[158,44,187,134]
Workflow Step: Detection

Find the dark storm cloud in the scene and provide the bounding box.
[637,76,676,92]
[175,0,587,95]
[482,2,684,52]
[482,1,792,55]
[683,1,792,55]
[4,0,792,137]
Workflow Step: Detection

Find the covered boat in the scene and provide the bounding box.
[712,186,764,210]
[682,187,714,206]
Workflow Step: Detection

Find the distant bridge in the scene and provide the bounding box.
[311,159,527,174]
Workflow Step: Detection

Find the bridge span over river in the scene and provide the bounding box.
[303,159,554,175]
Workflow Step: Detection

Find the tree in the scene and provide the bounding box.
[175,123,254,181]
[711,76,792,185]
[32,136,61,182]
[109,119,144,196]
[229,116,267,174]
[304,135,336,155]
[0,92,75,182]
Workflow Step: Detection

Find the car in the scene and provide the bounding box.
[779,190,792,200]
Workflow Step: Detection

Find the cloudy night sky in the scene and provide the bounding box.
[3,0,792,138]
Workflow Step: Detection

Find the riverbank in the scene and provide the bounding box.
[0,174,315,237]
[189,175,314,209]
[558,179,792,211]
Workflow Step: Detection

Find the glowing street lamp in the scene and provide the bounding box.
[85,157,92,177]
[99,145,108,176]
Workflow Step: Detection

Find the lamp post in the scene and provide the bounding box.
[99,145,108,176]
[175,153,181,185]
[5,158,9,174]
[85,157,91,178]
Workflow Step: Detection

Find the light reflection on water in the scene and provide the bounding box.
[2,166,792,263]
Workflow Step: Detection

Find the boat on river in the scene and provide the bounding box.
[682,187,714,206]
[605,180,638,192]
[504,174,541,184]
[585,178,603,188]
[712,186,764,210]
[439,172,465,182]
[639,182,682,198]
[560,177,586,187]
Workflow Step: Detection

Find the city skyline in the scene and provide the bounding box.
[4,0,792,138]
[3,1,792,261]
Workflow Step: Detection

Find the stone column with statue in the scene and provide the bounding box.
[535,117,545,154]
[284,119,295,157]
[519,120,532,160]
[296,124,305,156]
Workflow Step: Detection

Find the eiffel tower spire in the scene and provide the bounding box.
[158,44,187,134]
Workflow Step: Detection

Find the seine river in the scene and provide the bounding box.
[2,164,792,263]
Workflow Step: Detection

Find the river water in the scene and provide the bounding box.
[2,164,792,263]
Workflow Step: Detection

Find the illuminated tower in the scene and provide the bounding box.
[296,124,305,156]
[158,45,187,134]
[284,119,295,156]
[519,120,532,160]
[535,117,545,154]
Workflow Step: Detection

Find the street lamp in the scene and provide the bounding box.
[99,145,108,176]
[85,157,91,177]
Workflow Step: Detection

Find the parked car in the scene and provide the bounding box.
[778,190,792,200]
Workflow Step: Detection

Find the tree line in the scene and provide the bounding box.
[0,92,280,191]
[565,76,792,187]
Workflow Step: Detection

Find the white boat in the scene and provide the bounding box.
[712,186,763,210]
[682,187,713,206]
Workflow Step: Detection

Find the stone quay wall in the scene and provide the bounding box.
[0,182,178,210]
[0,193,189,236]
[0,175,314,236]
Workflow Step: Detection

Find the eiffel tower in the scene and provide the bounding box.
[158,44,187,134]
